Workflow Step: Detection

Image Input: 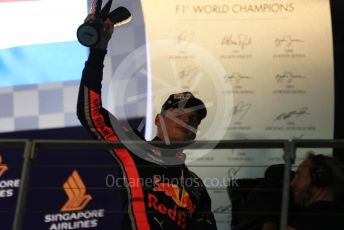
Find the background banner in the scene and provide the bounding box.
[0,146,24,229]
[138,0,334,228]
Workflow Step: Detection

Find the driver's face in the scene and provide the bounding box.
[156,108,201,141]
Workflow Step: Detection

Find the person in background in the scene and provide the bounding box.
[228,164,295,230]
[287,153,344,230]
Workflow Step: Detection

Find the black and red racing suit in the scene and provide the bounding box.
[77,48,217,230]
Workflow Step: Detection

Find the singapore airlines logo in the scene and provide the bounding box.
[0,154,20,199]
[44,170,105,229]
[0,155,8,177]
[61,170,92,212]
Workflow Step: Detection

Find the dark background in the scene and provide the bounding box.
[332,0,344,136]
[331,0,344,162]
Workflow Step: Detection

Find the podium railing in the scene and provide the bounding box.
[1,139,343,230]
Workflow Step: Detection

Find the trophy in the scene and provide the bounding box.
[77,0,132,47]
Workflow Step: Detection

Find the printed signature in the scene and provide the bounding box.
[176,30,194,44]
[275,35,304,48]
[224,72,252,84]
[213,205,231,213]
[290,134,305,139]
[233,101,252,120]
[221,34,252,49]
[274,107,310,121]
[275,72,305,83]
[179,65,199,79]
[228,166,242,178]
[175,30,195,52]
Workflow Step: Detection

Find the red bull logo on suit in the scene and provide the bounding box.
[148,177,196,229]
[153,178,195,215]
